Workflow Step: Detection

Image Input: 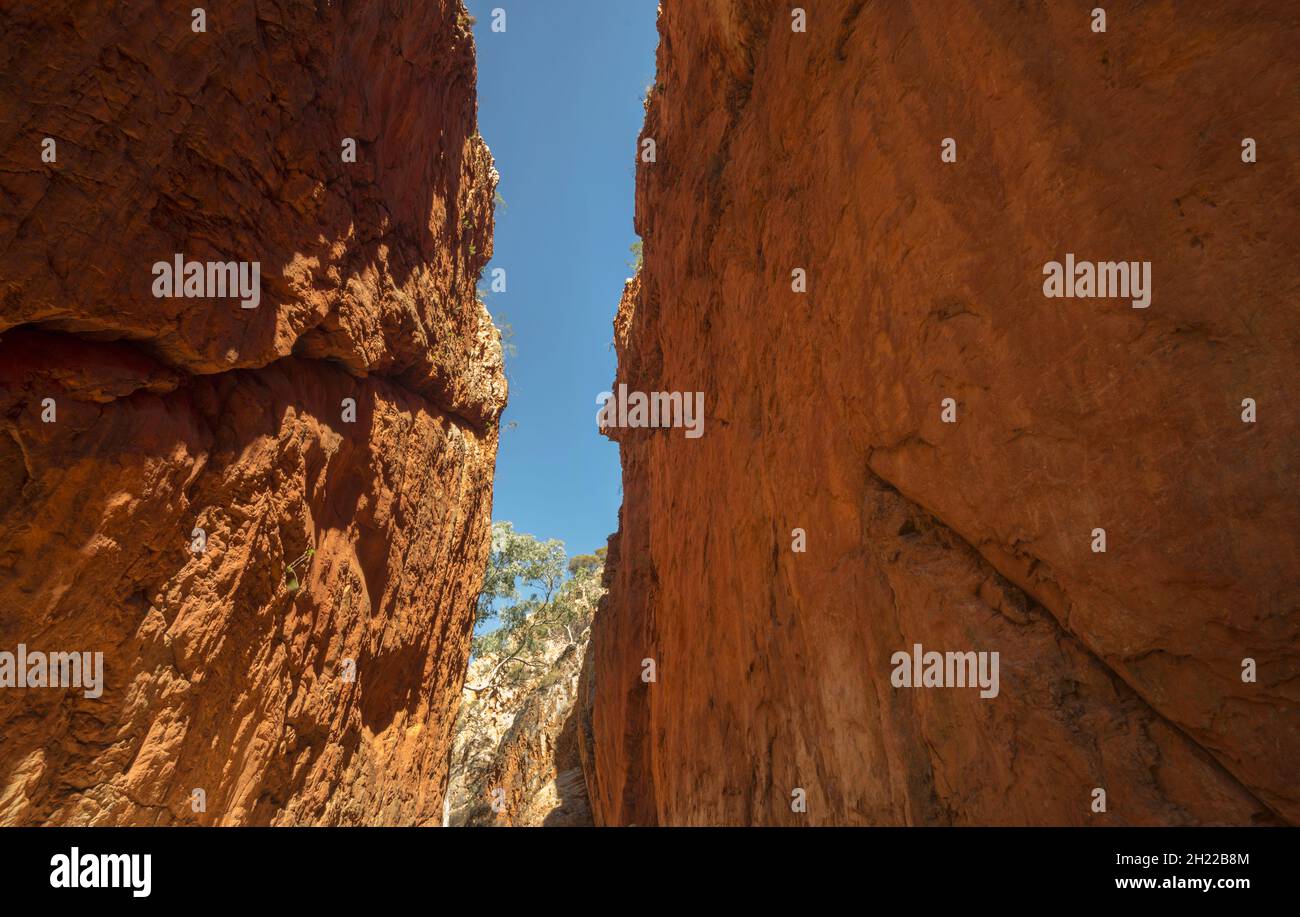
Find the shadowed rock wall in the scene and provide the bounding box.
[0,0,504,825]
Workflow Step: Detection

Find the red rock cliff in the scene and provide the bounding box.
[585,1,1298,826]
[0,0,504,824]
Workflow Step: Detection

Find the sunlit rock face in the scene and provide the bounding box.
[582,0,1298,826]
[449,636,594,827]
[0,0,505,825]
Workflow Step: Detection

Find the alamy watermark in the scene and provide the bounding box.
[50,847,150,897]
[152,253,261,309]
[1043,254,1151,309]
[0,644,103,698]
[890,643,1000,699]
[596,384,704,438]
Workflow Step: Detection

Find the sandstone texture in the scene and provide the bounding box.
[585,1,1298,825]
[449,635,593,827]
[0,0,504,824]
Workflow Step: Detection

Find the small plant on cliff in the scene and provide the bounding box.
[466,522,605,694]
[489,310,517,360]
[283,546,315,593]
[627,239,643,272]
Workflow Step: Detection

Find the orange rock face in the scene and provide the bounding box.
[585,1,1298,825]
[0,1,504,824]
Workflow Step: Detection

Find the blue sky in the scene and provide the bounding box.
[469,0,658,560]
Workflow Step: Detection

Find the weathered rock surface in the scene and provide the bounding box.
[449,635,593,827]
[0,0,504,824]
[584,1,1299,825]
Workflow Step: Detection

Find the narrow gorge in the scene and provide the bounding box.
[1,0,1295,835]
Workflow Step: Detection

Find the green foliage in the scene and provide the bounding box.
[284,546,315,592]
[468,522,606,693]
[490,311,518,360]
[628,239,643,272]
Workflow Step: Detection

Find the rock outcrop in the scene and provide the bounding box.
[0,0,504,824]
[449,635,593,827]
[584,1,1298,825]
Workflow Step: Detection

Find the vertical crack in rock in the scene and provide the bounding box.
[0,0,505,825]
[580,0,1299,826]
